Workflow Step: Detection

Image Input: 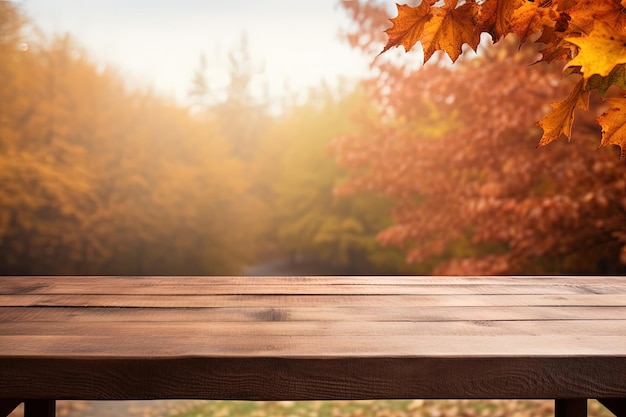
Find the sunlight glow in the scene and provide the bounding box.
[20,0,372,107]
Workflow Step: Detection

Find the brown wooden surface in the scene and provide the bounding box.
[1,276,626,401]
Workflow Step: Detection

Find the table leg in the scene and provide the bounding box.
[24,400,55,417]
[555,399,587,417]
[598,399,626,417]
[0,400,22,417]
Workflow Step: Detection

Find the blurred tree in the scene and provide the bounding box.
[195,34,271,161]
[378,0,626,157]
[0,3,260,275]
[257,83,420,274]
[187,35,273,268]
[187,53,209,113]
[0,17,102,273]
[332,0,626,275]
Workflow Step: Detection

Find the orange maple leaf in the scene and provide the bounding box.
[566,22,626,78]
[420,0,481,62]
[536,26,571,63]
[537,78,589,147]
[555,0,581,10]
[597,98,626,158]
[566,0,626,33]
[509,2,556,44]
[479,0,524,41]
[381,2,433,54]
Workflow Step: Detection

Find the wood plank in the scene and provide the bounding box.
[3,306,625,322]
[2,293,625,308]
[1,319,625,337]
[1,356,625,400]
[2,276,625,403]
[2,282,614,295]
[2,334,626,358]
[4,275,626,287]
[4,277,625,295]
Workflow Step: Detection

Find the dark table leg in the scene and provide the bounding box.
[598,399,626,417]
[556,399,587,417]
[24,400,55,417]
[0,400,22,417]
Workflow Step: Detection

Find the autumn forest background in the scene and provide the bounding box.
[1,1,626,277]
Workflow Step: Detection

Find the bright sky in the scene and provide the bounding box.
[17,0,374,107]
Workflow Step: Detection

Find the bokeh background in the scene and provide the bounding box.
[2,0,625,276]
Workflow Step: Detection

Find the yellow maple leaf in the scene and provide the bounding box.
[566,22,626,78]
[381,2,433,54]
[597,97,626,158]
[537,78,589,147]
[420,0,481,62]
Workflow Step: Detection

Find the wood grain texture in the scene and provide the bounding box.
[4,275,626,286]
[2,319,626,337]
[3,293,626,308]
[1,357,626,400]
[2,276,626,295]
[3,306,625,322]
[4,334,626,358]
[1,276,625,402]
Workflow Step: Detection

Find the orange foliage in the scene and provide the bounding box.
[1,3,418,275]
[381,0,626,157]
[0,3,260,274]
[334,1,626,274]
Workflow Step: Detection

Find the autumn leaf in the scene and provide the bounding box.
[567,0,626,33]
[537,78,589,147]
[586,64,626,97]
[379,0,626,159]
[478,0,524,41]
[566,22,626,78]
[508,2,556,44]
[536,26,571,63]
[597,98,626,158]
[381,2,433,54]
[420,0,481,62]
[555,0,581,10]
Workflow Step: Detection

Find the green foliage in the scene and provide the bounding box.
[256,84,418,274]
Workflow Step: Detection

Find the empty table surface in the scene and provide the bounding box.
[1,276,626,401]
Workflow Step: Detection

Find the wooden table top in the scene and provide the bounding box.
[1,276,626,401]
